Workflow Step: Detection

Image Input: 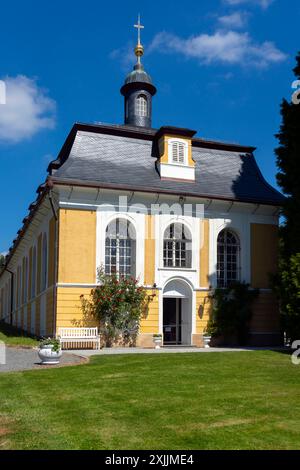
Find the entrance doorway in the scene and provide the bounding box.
[163,298,182,345]
[162,279,193,346]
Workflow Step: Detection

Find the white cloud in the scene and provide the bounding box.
[218,11,249,28]
[0,75,56,144]
[110,43,136,71]
[223,0,274,9]
[149,30,286,68]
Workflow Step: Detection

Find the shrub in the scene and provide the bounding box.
[81,268,148,347]
[39,337,61,352]
[273,254,300,344]
[206,282,259,346]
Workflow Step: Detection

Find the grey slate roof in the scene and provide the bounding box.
[50,123,284,206]
[124,64,154,86]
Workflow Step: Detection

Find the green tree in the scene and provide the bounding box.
[275,52,300,342]
[0,254,5,269]
[205,282,259,346]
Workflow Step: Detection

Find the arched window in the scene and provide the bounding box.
[217,229,240,288]
[31,246,37,299]
[41,234,48,291]
[17,265,22,308]
[135,94,148,117]
[163,223,192,268]
[105,219,136,277]
[24,256,29,303]
[171,141,186,164]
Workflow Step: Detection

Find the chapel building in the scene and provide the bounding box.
[0,21,284,347]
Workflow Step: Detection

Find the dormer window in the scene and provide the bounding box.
[156,130,195,182]
[168,139,188,166]
[136,94,148,117]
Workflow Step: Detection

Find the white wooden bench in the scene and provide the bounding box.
[57,327,100,350]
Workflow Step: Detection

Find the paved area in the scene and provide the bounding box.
[1,346,286,372]
[0,347,85,373]
[67,346,268,357]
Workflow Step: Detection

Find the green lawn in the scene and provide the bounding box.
[1,351,300,450]
[0,322,38,348]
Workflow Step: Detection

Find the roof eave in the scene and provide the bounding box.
[49,176,284,207]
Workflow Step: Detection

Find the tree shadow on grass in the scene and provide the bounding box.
[0,320,37,340]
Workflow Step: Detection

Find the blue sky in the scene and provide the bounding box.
[0,0,299,253]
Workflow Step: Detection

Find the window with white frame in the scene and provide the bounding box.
[41,233,48,291]
[170,141,186,165]
[217,229,240,288]
[163,223,192,268]
[31,246,37,299]
[24,256,29,303]
[17,265,22,308]
[105,219,136,278]
[135,94,148,117]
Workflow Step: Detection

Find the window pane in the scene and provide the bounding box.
[163,224,191,268]
[105,219,134,278]
[217,229,240,287]
[136,95,147,117]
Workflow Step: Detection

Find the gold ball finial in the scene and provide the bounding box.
[135,44,144,58]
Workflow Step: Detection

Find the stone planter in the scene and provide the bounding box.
[203,335,212,348]
[153,336,163,349]
[38,345,62,365]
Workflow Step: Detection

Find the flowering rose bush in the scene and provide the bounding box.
[80,268,147,346]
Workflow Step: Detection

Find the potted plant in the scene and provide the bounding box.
[202,330,212,348]
[153,333,163,349]
[203,319,216,348]
[38,337,62,365]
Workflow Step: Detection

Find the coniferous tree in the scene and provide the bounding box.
[275,52,300,342]
[0,254,5,268]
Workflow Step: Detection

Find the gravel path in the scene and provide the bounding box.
[1,346,285,372]
[0,347,86,373]
[68,346,263,356]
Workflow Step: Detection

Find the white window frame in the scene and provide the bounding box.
[105,218,136,278]
[135,94,148,117]
[163,223,192,269]
[31,245,37,299]
[217,228,241,288]
[17,265,22,308]
[24,256,29,303]
[41,233,48,292]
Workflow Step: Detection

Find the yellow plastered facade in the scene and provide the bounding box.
[48,216,56,287]
[250,291,279,332]
[58,209,96,284]
[0,206,281,346]
[144,215,155,286]
[140,291,159,334]
[56,287,95,330]
[37,233,42,296]
[251,223,278,289]
[200,219,210,288]
[196,291,212,334]
[46,287,54,334]
[11,215,57,337]
[56,288,159,335]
